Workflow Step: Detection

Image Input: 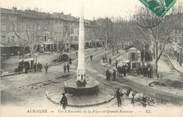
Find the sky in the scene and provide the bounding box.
[0,0,183,19]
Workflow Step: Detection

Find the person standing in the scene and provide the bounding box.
[76,51,78,57]
[113,69,116,81]
[116,88,123,107]
[90,55,93,61]
[142,96,147,107]
[109,57,112,65]
[115,60,118,69]
[69,58,72,64]
[147,65,151,78]
[45,63,48,73]
[60,93,68,109]
[123,65,127,77]
[67,63,70,72]
[64,63,66,73]
[102,56,105,63]
[33,63,37,72]
[131,92,135,104]
[106,69,110,81]
[40,63,42,72]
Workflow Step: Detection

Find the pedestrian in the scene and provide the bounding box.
[36,63,39,72]
[116,88,123,107]
[102,56,105,63]
[115,60,118,68]
[90,55,93,61]
[131,92,135,104]
[106,69,109,80]
[67,63,70,72]
[25,64,28,73]
[109,57,112,65]
[40,63,42,72]
[69,58,72,64]
[126,88,131,97]
[147,65,151,78]
[142,63,145,76]
[45,63,48,73]
[112,69,116,81]
[64,63,66,73]
[142,96,147,107]
[33,63,37,72]
[106,69,110,81]
[60,93,68,109]
[150,65,153,78]
[37,62,40,71]
[123,65,127,77]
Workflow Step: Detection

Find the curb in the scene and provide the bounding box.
[45,90,115,108]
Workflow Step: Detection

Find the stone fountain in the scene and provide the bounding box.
[64,6,99,95]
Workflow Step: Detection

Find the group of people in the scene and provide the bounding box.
[63,63,70,73]
[33,63,49,73]
[106,68,117,81]
[137,63,153,78]
[117,64,128,77]
[115,88,155,107]
[33,62,43,72]
[102,56,112,65]
[59,87,154,110]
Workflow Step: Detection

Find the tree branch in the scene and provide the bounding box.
[155,37,170,63]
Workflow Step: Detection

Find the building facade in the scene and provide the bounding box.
[0,7,100,53]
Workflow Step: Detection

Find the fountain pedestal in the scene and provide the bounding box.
[64,77,99,95]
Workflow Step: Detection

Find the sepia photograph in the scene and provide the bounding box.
[0,0,183,117]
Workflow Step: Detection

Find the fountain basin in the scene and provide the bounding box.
[64,78,99,95]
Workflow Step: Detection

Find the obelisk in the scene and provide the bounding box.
[77,5,86,83]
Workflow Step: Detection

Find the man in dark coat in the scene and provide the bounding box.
[116,88,123,107]
[102,56,105,63]
[64,63,66,73]
[142,96,147,107]
[106,69,110,81]
[33,63,37,72]
[44,63,48,73]
[69,58,72,64]
[109,57,112,65]
[131,92,136,104]
[147,65,151,78]
[90,55,93,61]
[115,60,118,69]
[113,69,116,81]
[60,93,68,109]
[67,63,70,72]
[123,65,127,77]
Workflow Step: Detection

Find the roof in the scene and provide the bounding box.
[19,58,34,62]
[128,47,140,53]
[0,8,93,24]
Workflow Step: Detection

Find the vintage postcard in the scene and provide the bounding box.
[0,0,183,117]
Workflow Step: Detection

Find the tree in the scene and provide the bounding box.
[134,6,179,78]
[12,22,39,58]
[93,18,114,55]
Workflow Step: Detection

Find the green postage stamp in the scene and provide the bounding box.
[140,0,176,16]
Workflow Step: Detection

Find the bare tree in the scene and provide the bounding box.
[134,7,179,78]
[12,23,39,58]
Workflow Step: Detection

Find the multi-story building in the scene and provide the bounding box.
[0,7,101,54]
